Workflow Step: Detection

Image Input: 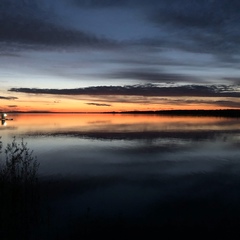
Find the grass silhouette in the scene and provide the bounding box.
[0,137,40,240]
[0,137,39,184]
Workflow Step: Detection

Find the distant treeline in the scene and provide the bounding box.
[5,109,240,117]
[115,109,240,118]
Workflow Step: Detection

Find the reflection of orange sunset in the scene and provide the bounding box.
[5,113,240,135]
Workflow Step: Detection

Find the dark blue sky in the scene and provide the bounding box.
[1,0,240,111]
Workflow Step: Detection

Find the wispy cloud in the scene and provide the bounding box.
[0,96,18,100]
[86,102,111,107]
[162,98,240,109]
[6,105,18,108]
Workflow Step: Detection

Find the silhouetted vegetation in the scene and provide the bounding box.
[7,109,240,118]
[113,109,240,118]
[0,137,40,240]
[0,137,39,184]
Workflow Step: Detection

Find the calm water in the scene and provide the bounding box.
[1,113,240,237]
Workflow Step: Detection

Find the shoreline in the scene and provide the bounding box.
[4,109,240,118]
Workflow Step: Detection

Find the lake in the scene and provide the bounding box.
[1,113,240,238]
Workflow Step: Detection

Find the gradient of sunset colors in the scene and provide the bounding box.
[1,0,240,112]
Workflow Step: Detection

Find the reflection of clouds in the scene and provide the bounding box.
[1,120,7,126]
[87,120,112,124]
[0,126,17,130]
[86,102,112,107]
[32,134,240,221]
[4,114,240,178]
[20,130,240,142]
[11,114,240,140]
[18,131,240,177]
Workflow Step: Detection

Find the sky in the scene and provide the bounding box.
[1,0,240,112]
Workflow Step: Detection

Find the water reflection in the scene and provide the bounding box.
[1,114,239,172]
[1,114,240,238]
[3,113,240,133]
[1,114,240,176]
[1,120,6,126]
[0,113,14,126]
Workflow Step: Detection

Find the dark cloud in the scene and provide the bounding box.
[153,0,240,28]
[214,100,240,109]
[69,0,129,8]
[164,98,240,109]
[144,0,240,57]
[0,0,47,19]
[0,0,114,48]
[2,0,240,55]
[68,0,164,8]
[107,70,201,83]
[86,102,111,107]
[0,17,112,48]
[8,84,240,98]
[152,1,223,29]
[0,96,18,100]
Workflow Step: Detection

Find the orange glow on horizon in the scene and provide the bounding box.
[3,101,237,113]
[2,93,239,113]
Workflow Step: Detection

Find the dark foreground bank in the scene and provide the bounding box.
[2,174,240,240]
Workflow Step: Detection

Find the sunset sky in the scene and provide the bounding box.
[1,0,240,112]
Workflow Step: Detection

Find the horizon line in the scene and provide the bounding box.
[2,109,240,115]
